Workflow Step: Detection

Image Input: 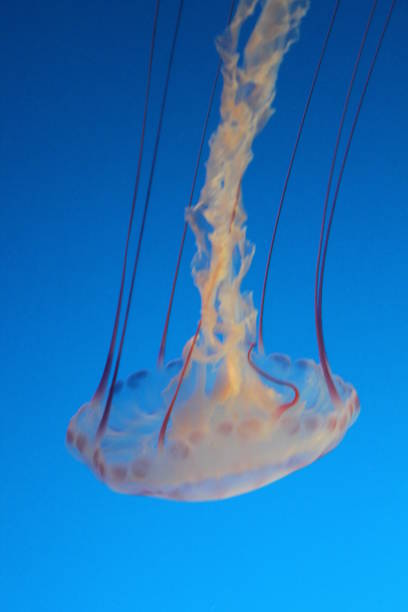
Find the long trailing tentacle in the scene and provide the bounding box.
[315,0,396,405]
[247,1,342,415]
[257,0,341,353]
[96,1,185,440]
[92,0,161,403]
[314,0,378,404]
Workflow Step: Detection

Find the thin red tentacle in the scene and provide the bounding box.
[318,0,397,329]
[92,0,160,403]
[314,0,378,406]
[158,321,202,448]
[247,343,299,415]
[248,1,342,412]
[96,0,185,440]
[257,0,341,353]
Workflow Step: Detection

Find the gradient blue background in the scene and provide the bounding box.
[1,1,407,610]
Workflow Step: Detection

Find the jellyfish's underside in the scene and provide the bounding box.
[67,0,363,501]
[67,353,359,500]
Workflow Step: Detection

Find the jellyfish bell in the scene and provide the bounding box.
[67,0,394,501]
[67,352,360,501]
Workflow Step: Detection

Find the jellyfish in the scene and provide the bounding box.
[66,0,396,501]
